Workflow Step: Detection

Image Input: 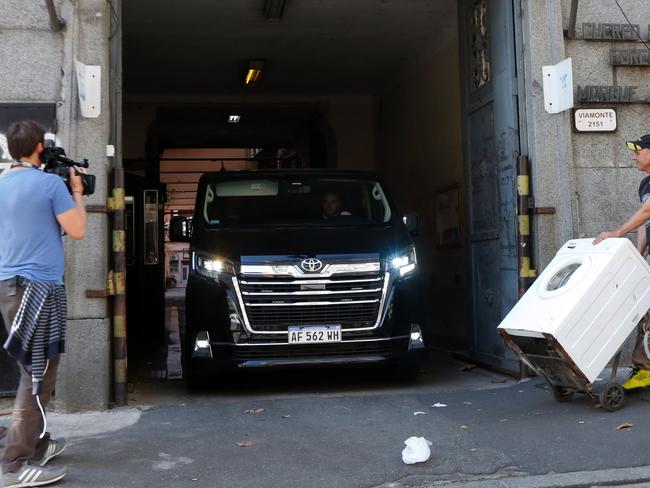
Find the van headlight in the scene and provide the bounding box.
[193,252,236,279]
[390,247,417,277]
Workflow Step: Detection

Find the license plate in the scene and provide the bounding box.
[288,325,342,344]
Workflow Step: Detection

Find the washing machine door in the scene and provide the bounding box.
[538,256,591,298]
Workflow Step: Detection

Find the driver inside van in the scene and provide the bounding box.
[321,192,351,219]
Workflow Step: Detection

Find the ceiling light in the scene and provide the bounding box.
[228,115,241,124]
[244,60,264,86]
[264,0,286,21]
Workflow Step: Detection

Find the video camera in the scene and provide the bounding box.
[40,140,96,196]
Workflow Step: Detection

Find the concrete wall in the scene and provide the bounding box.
[523,0,650,268]
[375,25,465,345]
[325,96,375,171]
[564,0,650,242]
[521,0,650,364]
[0,0,112,410]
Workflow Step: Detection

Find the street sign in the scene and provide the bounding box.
[574,108,617,132]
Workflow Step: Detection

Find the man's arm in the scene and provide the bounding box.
[56,168,87,241]
[593,198,650,245]
[638,225,648,255]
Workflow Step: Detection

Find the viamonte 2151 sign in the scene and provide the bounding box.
[574,108,617,132]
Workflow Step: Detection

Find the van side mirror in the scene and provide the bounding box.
[403,213,419,236]
[170,216,191,242]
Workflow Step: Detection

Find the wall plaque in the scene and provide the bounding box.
[610,48,650,66]
[574,108,617,132]
[576,85,644,103]
[582,22,644,40]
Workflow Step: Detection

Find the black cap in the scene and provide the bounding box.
[626,134,650,150]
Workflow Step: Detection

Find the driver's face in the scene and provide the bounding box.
[322,193,342,217]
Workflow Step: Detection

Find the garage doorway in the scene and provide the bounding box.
[120,0,525,380]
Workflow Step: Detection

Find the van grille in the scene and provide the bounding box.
[238,273,386,333]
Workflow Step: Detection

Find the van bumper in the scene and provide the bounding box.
[191,333,425,370]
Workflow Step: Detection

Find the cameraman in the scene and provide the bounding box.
[0,120,86,487]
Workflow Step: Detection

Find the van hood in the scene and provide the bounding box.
[191,225,412,262]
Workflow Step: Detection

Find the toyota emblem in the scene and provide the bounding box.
[301,258,323,272]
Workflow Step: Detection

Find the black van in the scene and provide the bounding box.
[170,170,426,384]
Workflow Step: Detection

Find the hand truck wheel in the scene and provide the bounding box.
[599,382,626,412]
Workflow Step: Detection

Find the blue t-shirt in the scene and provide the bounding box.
[0,168,75,284]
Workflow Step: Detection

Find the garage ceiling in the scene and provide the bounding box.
[123,0,457,96]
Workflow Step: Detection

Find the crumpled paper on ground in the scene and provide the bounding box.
[401,436,432,464]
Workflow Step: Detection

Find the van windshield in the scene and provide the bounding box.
[202,176,392,227]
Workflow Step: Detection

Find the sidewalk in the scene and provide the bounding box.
[0,357,649,488]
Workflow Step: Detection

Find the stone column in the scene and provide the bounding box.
[521,0,576,268]
[55,0,112,411]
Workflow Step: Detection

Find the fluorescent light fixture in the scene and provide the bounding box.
[244,60,264,86]
[228,115,241,123]
[264,0,286,20]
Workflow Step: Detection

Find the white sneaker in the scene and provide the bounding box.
[34,437,66,467]
[2,463,67,487]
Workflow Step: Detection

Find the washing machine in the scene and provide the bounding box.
[498,238,650,408]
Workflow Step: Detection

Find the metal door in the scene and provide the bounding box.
[460,0,521,370]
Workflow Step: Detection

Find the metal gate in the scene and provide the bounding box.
[459,0,522,370]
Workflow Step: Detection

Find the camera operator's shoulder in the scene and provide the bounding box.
[41,171,63,183]
[41,171,69,193]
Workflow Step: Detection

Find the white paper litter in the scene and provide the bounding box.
[432,403,447,408]
[413,411,426,416]
[401,436,432,464]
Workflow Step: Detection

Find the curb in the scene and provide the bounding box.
[416,466,650,488]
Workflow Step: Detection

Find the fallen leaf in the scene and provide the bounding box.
[432,402,447,408]
[191,476,199,481]
[491,378,506,384]
[616,423,634,430]
[244,408,265,414]
[236,440,256,448]
[460,364,477,372]
[594,403,603,409]
[413,411,426,416]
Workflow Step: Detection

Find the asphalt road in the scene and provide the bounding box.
[3,355,647,488]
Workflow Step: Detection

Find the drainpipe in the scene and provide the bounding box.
[109,0,127,406]
[517,156,537,296]
[567,0,579,39]
[517,156,556,297]
[108,171,127,406]
[45,0,65,31]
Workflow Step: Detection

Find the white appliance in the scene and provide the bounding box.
[498,238,650,385]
